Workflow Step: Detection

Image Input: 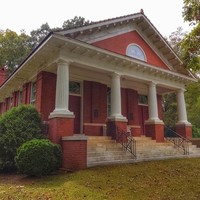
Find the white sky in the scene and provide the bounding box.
[0,0,193,37]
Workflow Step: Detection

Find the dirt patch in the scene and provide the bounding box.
[0,173,39,185]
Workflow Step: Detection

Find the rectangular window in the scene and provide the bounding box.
[138,95,148,105]
[69,81,81,95]
[30,82,37,105]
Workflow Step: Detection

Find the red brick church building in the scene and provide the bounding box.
[0,11,196,170]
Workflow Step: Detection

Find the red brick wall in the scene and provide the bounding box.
[48,117,74,144]
[121,88,127,118]
[12,91,18,107]
[83,81,92,123]
[36,71,56,121]
[145,123,164,142]
[157,95,163,120]
[83,81,107,135]
[62,140,87,170]
[0,102,3,114]
[93,31,169,70]
[22,82,31,104]
[5,97,10,111]
[138,105,149,135]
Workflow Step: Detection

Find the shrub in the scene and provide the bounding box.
[0,105,44,171]
[192,125,200,138]
[16,139,62,176]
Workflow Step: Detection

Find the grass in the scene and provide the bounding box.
[1,158,200,199]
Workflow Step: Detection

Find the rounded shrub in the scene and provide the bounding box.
[16,139,62,176]
[0,105,44,171]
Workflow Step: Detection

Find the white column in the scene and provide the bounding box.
[49,61,74,118]
[177,89,189,124]
[110,72,126,120]
[147,82,161,122]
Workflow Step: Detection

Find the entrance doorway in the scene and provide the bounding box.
[69,81,82,134]
[139,105,149,135]
[69,95,81,134]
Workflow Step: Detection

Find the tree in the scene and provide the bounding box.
[181,0,200,72]
[0,30,31,76]
[29,23,52,49]
[185,80,200,128]
[62,16,91,29]
[181,23,200,72]
[167,26,187,57]
[182,0,200,24]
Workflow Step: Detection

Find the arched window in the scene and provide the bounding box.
[126,44,146,61]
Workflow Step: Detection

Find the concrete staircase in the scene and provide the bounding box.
[87,136,200,167]
[87,136,134,167]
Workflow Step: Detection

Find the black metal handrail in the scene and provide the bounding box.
[109,122,136,159]
[164,126,190,155]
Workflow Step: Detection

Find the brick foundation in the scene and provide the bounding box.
[83,123,106,136]
[145,121,164,142]
[176,123,192,139]
[106,119,127,142]
[62,135,87,171]
[128,126,142,137]
[48,117,74,144]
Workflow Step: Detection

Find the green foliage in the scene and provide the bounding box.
[16,139,61,176]
[30,23,52,49]
[62,16,91,29]
[183,0,200,23]
[0,30,31,76]
[162,93,177,127]
[180,23,200,72]
[192,125,200,138]
[167,27,187,57]
[0,105,43,171]
[185,80,200,128]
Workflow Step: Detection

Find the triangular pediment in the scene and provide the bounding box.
[57,12,192,76]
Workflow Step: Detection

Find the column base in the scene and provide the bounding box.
[176,122,192,139]
[49,109,74,119]
[106,118,128,142]
[145,120,164,142]
[48,116,75,144]
[62,135,87,171]
[127,125,142,137]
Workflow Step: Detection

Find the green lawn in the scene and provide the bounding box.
[1,158,200,200]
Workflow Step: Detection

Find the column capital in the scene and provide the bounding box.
[56,59,73,66]
[177,88,186,93]
[111,72,121,78]
[149,81,157,87]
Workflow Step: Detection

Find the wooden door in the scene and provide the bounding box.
[139,105,149,135]
[69,95,81,134]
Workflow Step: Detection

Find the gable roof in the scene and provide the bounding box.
[57,11,192,77]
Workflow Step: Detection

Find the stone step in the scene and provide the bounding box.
[87,136,200,168]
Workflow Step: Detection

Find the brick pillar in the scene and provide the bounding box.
[62,135,87,171]
[107,72,127,141]
[36,71,56,121]
[48,117,74,144]
[145,82,164,142]
[48,61,75,144]
[175,89,192,139]
[106,119,128,142]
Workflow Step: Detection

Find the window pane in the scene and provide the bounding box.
[138,95,148,105]
[69,81,80,94]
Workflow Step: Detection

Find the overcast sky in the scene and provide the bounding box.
[0,0,193,37]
